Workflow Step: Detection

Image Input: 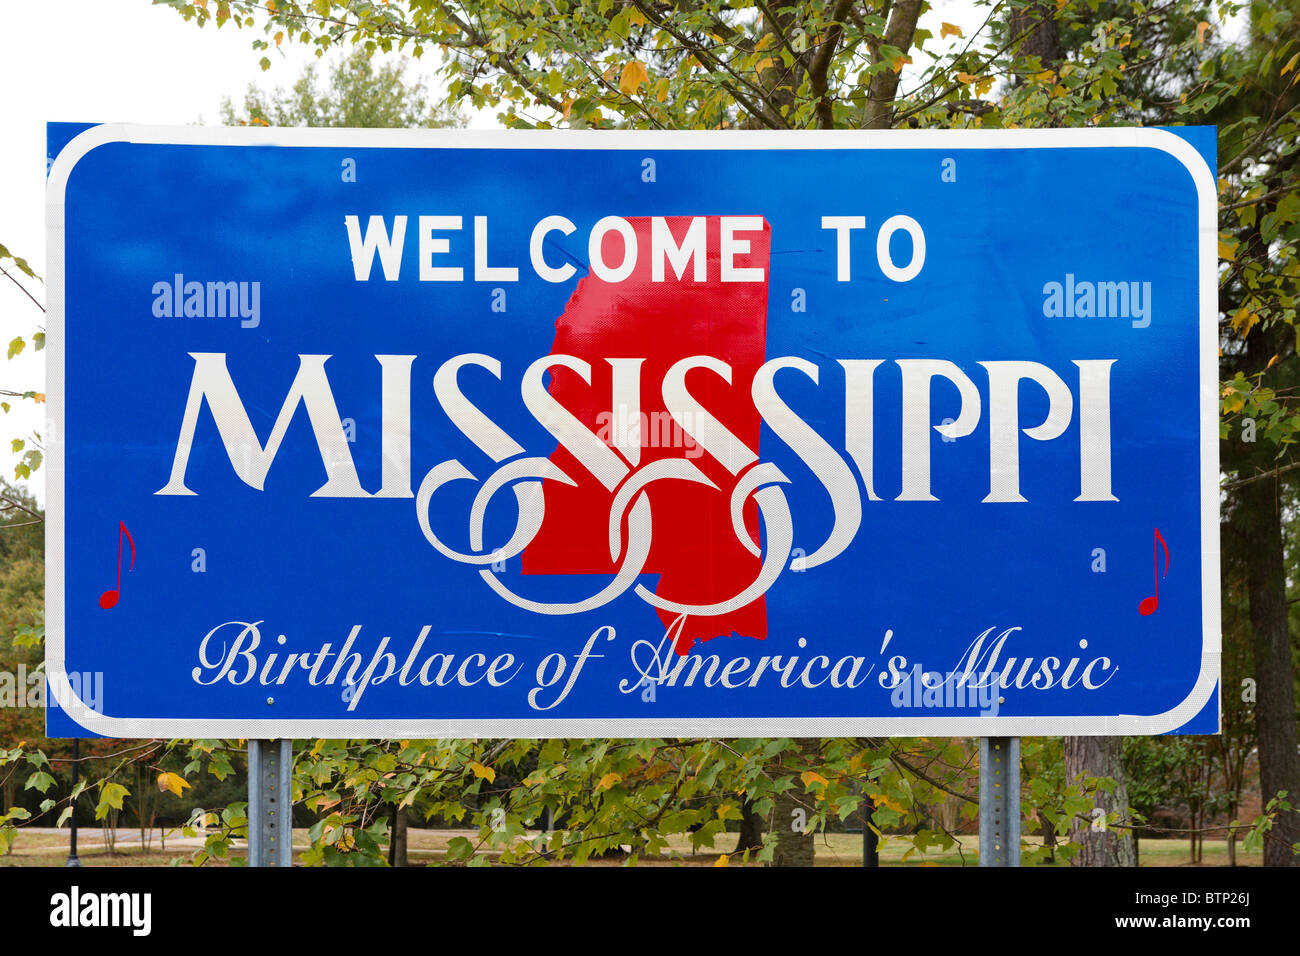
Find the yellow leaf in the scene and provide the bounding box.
[940,22,963,39]
[156,772,191,797]
[755,57,776,73]
[266,0,276,10]
[890,54,913,73]
[956,71,979,85]
[629,7,646,26]
[1281,52,1300,76]
[33,393,44,404]
[974,75,995,96]
[655,78,670,103]
[1030,69,1056,83]
[467,761,496,783]
[1196,21,1209,43]
[1052,85,1068,98]
[801,770,828,789]
[619,59,649,95]
[596,772,623,792]
[714,853,730,867]
[876,792,907,813]
[1267,353,1279,369]
[1219,238,1238,261]
[274,31,284,46]
[643,760,672,781]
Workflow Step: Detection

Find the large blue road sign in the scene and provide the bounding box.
[46,125,1218,737]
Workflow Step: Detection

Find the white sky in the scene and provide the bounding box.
[0,0,978,508]
[0,0,460,506]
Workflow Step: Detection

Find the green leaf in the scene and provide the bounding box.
[7,338,24,360]
[445,835,474,861]
[0,242,38,280]
[24,771,55,794]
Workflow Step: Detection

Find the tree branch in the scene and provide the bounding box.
[808,0,855,129]
[1222,461,1300,490]
[0,265,45,314]
[863,0,923,129]
[629,0,790,128]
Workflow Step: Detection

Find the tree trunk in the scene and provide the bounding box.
[1238,477,1300,866]
[388,805,408,867]
[1037,808,1056,864]
[772,786,815,866]
[1022,0,1139,868]
[734,798,764,855]
[1006,3,1065,68]
[1064,736,1136,866]
[772,741,818,866]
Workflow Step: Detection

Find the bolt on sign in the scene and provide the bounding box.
[46,125,1218,738]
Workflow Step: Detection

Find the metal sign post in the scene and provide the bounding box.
[979,737,1020,867]
[247,739,293,867]
[860,796,879,868]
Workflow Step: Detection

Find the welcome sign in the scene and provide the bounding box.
[46,125,1218,737]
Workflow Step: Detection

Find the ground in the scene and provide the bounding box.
[0,828,1265,867]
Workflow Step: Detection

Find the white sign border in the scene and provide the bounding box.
[45,124,1220,737]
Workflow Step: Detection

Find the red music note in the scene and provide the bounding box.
[1138,527,1169,616]
[99,521,136,609]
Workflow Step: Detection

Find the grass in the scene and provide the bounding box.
[0,827,1265,866]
